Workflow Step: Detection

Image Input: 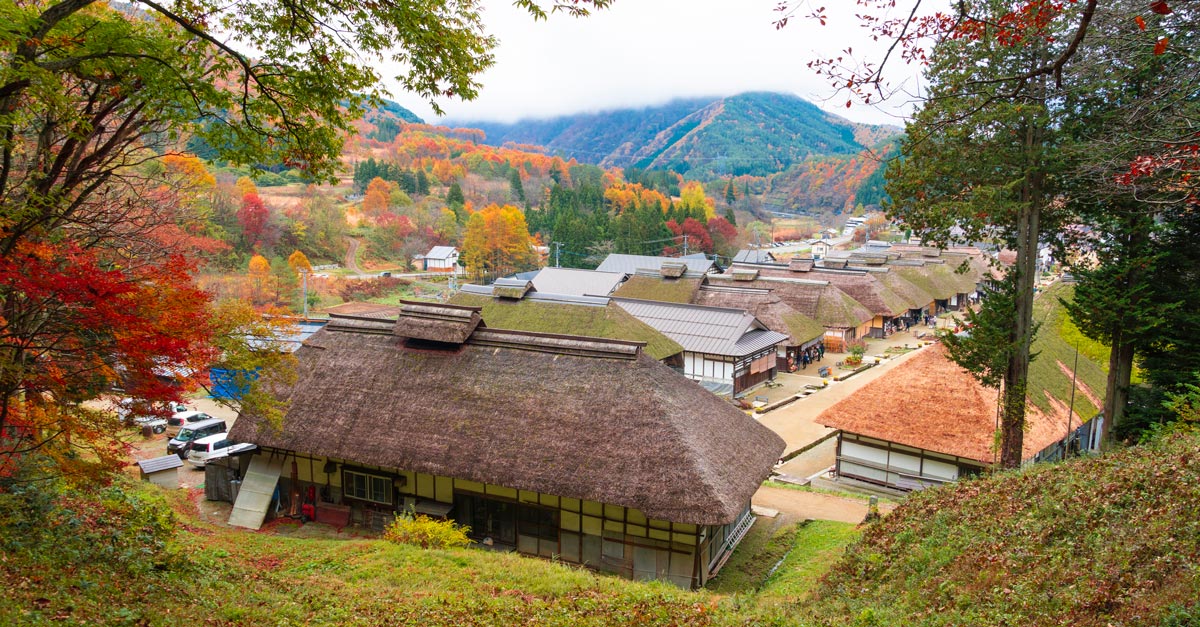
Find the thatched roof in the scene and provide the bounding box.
[612,275,703,303]
[817,345,1069,463]
[789,258,815,272]
[448,292,684,361]
[491,277,534,300]
[694,285,824,347]
[751,264,910,318]
[706,274,874,330]
[660,260,688,278]
[393,301,484,343]
[230,307,783,525]
[891,262,979,301]
[877,270,936,310]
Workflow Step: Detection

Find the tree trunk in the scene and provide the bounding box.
[1102,333,1135,442]
[1000,84,1045,469]
[1001,197,1039,468]
[1099,219,1148,443]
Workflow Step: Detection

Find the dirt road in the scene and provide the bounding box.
[343,237,362,274]
[752,485,897,524]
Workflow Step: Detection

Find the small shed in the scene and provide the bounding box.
[137,455,183,489]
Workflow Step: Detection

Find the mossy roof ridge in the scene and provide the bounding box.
[780,311,826,345]
[612,276,702,304]
[878,271,936,310]
[894,265,952,300]
[815,286,875,328]
[448,293,684,361]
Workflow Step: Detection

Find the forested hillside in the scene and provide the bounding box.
[459,92,901,214]
[464,92,897,177]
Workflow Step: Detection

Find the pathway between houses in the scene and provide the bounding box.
[751,485,897,524]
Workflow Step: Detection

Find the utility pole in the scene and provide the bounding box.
[682,234,689,256]
[1065,343,1080,456]
[554,242,562,268]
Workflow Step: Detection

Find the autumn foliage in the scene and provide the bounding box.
[460,204,536,278]
[0,237,216,477]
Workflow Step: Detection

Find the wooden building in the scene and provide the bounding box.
[713,265,875,351]
[137,455,183,489]
[613,298,790,397]
[816,345,1072,492]
[416,246,460,272]
[691,281,825,368]
[228,302,783,588]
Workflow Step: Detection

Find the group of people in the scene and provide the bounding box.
[786,343,825,372]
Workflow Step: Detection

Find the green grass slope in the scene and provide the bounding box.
[6,432,1198,625]
[1029,282,1111,421]
[0,475,863,626]
[802,431,1200,627]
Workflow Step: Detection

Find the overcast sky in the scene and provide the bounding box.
[381,0,925,128]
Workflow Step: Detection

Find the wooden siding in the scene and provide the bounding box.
[269,448,728,588]
[834,432,986,491]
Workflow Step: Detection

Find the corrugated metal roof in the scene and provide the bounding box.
[137,455,183,473]
[424,246,458,260]
[596,254,715,277]
[532,268,626,297]
[614,298,787,357]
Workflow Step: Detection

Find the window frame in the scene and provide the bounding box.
[342,468,393,505]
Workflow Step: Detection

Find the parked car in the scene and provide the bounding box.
[185,433,256,468]
[165,410,212,435]
[167,418,228,458]
[113,398,188,434]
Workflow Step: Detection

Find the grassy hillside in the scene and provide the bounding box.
[802,430,1200,626]
[0,470,860,626]
[5,430,1200,625]
[1028,282,1111,421]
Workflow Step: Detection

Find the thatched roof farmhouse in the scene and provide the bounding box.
[229,301,783,588]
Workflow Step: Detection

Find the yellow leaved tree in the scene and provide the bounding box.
[461,204,536,279]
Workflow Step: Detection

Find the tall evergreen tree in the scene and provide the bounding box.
[886,0,1070,467]
[508,168,526,205]
[415,169,431,196]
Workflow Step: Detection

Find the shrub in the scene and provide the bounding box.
[335,277,412,301]
[0,459,178,575]
[847,339,867,358]
[383,513,471,549]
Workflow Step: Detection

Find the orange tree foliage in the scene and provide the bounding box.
[460,204,536,278]
[287,250,313,274]
[363,177,392,216]
[603,182,670,214]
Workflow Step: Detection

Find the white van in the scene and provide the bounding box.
[165,410,212,435]
[185,433,255,468]
[167,418,228,458]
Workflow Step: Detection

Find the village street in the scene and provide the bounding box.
[747,318,963,521]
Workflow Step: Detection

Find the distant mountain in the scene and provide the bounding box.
[374,99,423,124]
[455,92,900,180]
[357,99,424,142]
